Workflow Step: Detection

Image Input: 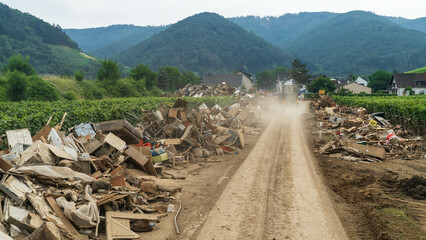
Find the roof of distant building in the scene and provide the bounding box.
[202,74,242,88]
[392,73,426,88]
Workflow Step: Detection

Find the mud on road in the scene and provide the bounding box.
[148,101,425,240]
[197,103,347,239]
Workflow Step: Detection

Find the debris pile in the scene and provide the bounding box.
[312,96,425,162]
[0,98,261,239]
[174,83,245,97]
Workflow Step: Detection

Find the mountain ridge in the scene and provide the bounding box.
[0,2,101,77]
[115,12,294,74]
[283,11,426,75]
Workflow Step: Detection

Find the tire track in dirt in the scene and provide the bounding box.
[196,103,348,240]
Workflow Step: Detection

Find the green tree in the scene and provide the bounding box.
[290,59,309,85]
[157,66,182,91]
[256,70,275,89]
[181,71,200,85]
[130,64,157,90]
[74,71,84,81]
[6,54,36,76]
[404,86,413,96]
[367,70,392,92]
[6,70,29,101]
[97,59,120,83]
[273,67,289,77]
[307,76,336,94]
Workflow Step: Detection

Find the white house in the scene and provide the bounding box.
[355,77,368,86]
[389,73,426,96]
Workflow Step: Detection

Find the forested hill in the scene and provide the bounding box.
[283,11,426,76]
[0,3,77,49]
[229,12,338,46]
[65,25,167,57]
[89,26,168,59]
[116,12,294,74]
[0,3,101,77]
[387,17,426,33]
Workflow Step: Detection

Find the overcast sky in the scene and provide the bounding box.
[2,0,425,29]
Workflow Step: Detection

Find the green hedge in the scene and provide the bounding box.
[332,95,426,133]
[0,97,235,136]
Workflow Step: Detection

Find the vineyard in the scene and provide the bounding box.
[0,97,234,136]
[332,95,426,133]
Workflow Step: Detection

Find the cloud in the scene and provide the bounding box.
[1,0,425,28]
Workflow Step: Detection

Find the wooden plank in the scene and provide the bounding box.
[0,157,13,171]
[45,196,80,236]
[124,147,148,171]
[106,212,139,240]
[6,129,32,149]
[126,146,159,177]
[32,125,53,142]
[168,108,178,118]
[107,211,160,221]
[96,194,128,206]
[179,125,193,141]
[346,142,386,159]
[237,130,245,149]
[96,193,118,205]
[179,108,187,122]
[7,216,36,233]
[319,140,335,154]
[163,139,182,145]
[104,133,126,151]
[27,193,66,232]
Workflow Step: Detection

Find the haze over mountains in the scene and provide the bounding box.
[66,11,426,76]
[115,13,294,74]
[1,0,425,77]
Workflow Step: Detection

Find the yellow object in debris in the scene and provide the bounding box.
[369,119,378,126]
[153,153,169,163]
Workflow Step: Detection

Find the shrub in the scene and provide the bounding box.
[6,54,36,76]
[6,70,28,101]
[63,92,77,100]
[92,88,106,100]
[27,76,60,101]
[74,71,84,81]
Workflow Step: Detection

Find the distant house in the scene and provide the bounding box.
[355,77,368,86]
[389,73,426,95]
[337,81,372,94]
[202,73,253,89]
[236,70,255,82]
[329,78,339,86]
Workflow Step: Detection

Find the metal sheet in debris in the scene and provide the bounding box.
[73,123,96,138]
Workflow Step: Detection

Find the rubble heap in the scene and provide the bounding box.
[312,96,425,162]
[173,83,245,97]
[0,98,261,239]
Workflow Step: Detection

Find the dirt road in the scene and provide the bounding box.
[197,103,348,240]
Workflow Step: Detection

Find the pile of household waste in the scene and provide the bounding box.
[173,83,246,97]
[0,98,261,239]
[311,96,425,162]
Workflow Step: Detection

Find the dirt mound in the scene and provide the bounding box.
[399,175,426,200]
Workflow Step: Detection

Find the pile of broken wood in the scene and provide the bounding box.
[0,98,261,239]
[312,96,425,162]
[173,83,247,97]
